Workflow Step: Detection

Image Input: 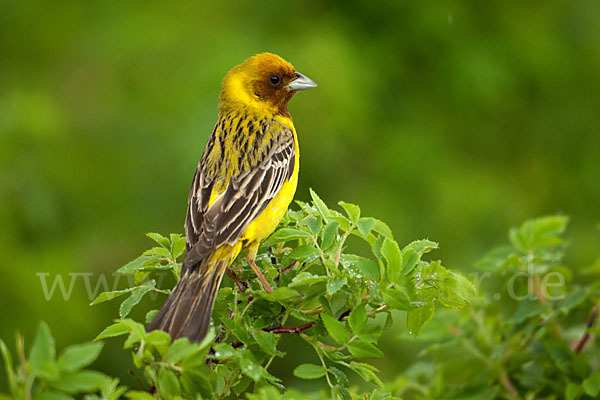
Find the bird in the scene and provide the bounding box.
[147,52,317,342]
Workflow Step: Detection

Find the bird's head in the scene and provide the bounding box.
[220,52,317,117]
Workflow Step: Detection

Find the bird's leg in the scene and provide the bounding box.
[246,250,272,293]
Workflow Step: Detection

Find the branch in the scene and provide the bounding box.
[267,321,316,334]
[575,306,598,354]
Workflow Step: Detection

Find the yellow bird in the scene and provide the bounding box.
[148,53,317,341]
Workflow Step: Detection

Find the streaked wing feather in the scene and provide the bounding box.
[183,122,295,271]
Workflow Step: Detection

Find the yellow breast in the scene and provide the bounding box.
[241,120,299,247]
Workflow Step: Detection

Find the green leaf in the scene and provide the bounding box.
[90,287,136,305]
[357,217,377,237]
[94,321,129,341]
[51,370,108,393]
[381,287,411,311]
[287,245,319,260]
[356,257,380,281]
[349,361,383,387]
[322,314,349,344]
[146,232,170,248]
[509,216,568,252]
[238,352,279,383]
[261,287,301,303]
[372,219,393,239]
[401,240,438,275]
[348,303,367,335]
[381,238,402,282]
[119,280,155,318]
[158,367,181,397]
[301,216,322,236]
[165,338,199,362]
[293,363,327,379]
[252,330,281,357]
[266,228,311,243]
[0,339,16,394]
[126,391,156,400]
[310,188,331,220]
[289,272,327,287]
[338,201,360,224]
[57,342,104,373]
[566,382,580,400]
[583,370,600,397]
[116,255,155,275]
[438,272,476,309]
[145,309,158,324]
[170,233,186,258]
[406,300,435,337]
[347,339,383,359]
[327,277,347,295]
[30,321,58,379]
[321,221,340,250]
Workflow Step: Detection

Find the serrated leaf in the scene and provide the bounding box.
[94,321,129,341]
[321,221,340,250]
[583,370,600,397]
[90,287,136,306]
[289,272,327,288]
[566,383,580,400]
[51,370,108,393]
[349,303,367,335]
[32,391,74,400]
[119,281,155,318]
[347,339,383,359]
[170,233,186,258]
[126,391,156,399]
[116,255,155,275]
[30,321,58,379]
[146,232,170,248]
[338,201,360,224]
[261,287,301,303]
[401,240,438,275]
[145,309,158,324]
[357,217,377,237]
[356,257,380,281]
[158,367,181,397]
[293,363,326,379]
[406,300,434,337]
[310,188,331,220]
[381,238,402,282]
[509,216,568,252]
[253,330,281,357]
[349,361,383,387]
[57,342,103,373]
[438,272,476,309]
[165,338,198,363]
[301,216,322,236]
[381,287,411,311]
[287,245,319,260]
[322,314,349,344]
[266,228,311,243]
[327,277,347,295]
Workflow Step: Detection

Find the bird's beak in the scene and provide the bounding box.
[288,71,318,91]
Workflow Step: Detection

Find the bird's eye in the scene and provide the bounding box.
[270,75,281,85]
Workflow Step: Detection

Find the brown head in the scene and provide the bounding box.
[219,52,317,118]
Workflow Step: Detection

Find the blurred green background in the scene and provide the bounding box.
[1,0,599,392]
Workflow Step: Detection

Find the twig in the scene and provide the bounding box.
[274,261,298,282]
[226,268,248,292]
[128,369,148,392]
[267,321,316,334]
[575,306,598,354]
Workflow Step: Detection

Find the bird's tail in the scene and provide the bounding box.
[147,255,231,342]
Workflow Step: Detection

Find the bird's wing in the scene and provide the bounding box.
[183,119,295,272]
